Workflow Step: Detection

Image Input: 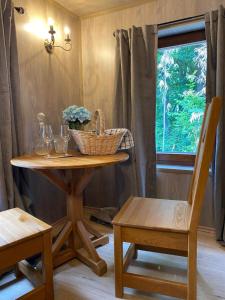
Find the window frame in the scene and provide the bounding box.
[157,29,206,166]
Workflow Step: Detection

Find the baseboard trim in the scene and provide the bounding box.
[198,225,215,235]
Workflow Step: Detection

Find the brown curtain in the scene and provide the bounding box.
[113,25,158,199]
[0,0,22,210]
[85,25,157,210]
[205,6,225,244]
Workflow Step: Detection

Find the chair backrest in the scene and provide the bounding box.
[188,97,222,231]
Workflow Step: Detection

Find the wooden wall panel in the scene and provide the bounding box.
[13,0,82,222]
[14,0,82,153]
[81,0,221,227]
[81,0,225,125]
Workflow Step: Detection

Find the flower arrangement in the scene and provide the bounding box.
[63,105,91,130]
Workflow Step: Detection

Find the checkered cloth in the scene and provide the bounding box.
[104,129,134,150]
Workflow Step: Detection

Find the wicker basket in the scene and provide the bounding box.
[70,109,127,155]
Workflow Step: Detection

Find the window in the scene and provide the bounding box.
[156,30,207,165]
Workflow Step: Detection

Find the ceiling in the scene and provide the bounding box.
[54,0,150,17]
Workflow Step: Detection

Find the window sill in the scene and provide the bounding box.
[157,164,194,174]
[157,164,212,176]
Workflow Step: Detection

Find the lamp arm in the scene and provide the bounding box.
[53,43,72,52]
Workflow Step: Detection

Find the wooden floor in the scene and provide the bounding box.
[1,223,225,299]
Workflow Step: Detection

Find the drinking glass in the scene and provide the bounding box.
[54,136,65,154]
[60,125,70,156]
[41,125,53,157]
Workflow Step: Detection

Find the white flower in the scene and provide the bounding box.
[63,105,91,124]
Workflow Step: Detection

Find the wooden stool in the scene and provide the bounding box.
[112,97,222,299]
[0,208,54,299]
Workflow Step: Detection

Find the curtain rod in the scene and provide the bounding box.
[158,14,205,29]
[14,6,25,14]
[113,14,205,36]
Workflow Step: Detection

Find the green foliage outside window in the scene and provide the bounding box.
[156,41,207,153]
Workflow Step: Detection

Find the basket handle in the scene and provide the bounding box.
[94,109,105,135]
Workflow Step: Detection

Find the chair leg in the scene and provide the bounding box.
[187,233,197,300]
[14,263,23,279]
[114,225,124,298]
[133,245,138,260]
[42,232,54,300]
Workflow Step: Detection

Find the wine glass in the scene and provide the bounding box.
[41,125,53,158]
[60,124,70,156]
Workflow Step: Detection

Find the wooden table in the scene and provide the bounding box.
[11,152,129,276]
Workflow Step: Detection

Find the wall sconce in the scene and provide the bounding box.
[44,19,72,54]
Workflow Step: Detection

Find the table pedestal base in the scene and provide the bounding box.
[52,218,108,276]
[39,168,109,276]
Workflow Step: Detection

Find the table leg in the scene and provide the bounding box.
[67,169,107,276]
[37,168,109,276]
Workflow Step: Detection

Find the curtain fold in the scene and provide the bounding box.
[0,0,22,210]
[85,25,157,210]
[205,5,225,244]
[114,25,158,199]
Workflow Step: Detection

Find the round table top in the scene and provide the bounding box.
[10,152,129,170]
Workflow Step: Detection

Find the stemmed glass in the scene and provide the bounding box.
[60,125,70,156]
[41,125,53,158]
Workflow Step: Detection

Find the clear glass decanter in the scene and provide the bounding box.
[34,113,48,155]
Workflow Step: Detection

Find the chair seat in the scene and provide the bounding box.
[112,197,191,233]
[0,208,51,250]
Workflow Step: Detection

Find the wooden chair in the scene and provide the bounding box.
[0,208,54,299]
[112,96,222,300]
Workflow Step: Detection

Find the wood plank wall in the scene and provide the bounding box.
[14,0,82,153]
[13,0,82,222]
[80,0,225,228]
[11,0,220,227]
[81,0,225,126]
